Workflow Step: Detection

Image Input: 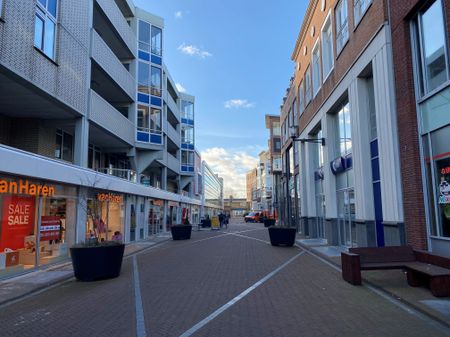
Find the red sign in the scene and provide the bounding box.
[40,216,61,241]
[0,196,36,251]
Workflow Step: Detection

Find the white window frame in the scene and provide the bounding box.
[335,0,349,55]
[298,81,304,115]
[312,40,322,97]
[35,0,58,60]
[305,66,312,106]
[354,0,372,28]
[321,11,334,81]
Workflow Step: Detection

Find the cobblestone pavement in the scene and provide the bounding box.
[0,220,449,337]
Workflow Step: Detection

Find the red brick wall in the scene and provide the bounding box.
[388,0,450,250]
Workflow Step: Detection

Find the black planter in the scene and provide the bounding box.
[70,244,125,282]
[268,227,296,247]
[264,219,276,227]
[171,225,192,240]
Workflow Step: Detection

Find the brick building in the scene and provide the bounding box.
[281,0,404,248]
[390,0,450,256]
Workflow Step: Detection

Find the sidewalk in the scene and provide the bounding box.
[296,238,450,327]
[0,234,171,308]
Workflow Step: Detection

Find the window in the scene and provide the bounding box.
[337,102,352,156]
[413,0,449,95]
[182,151,194,166]
[292,100,297,125]
[0,0,4,18]
[138,21,150,52]
[55,129,73,162]
[321,14,334,79]
[298,81,304,115]
[354,0,372,26]
[273,121,281,136]
[335,0,349,54]
[138,62,150,94]
[305,66,312,105]
[182,125,194,144]
[312,42,321,96]
[35,0,57,60]
[151,26,162,56]
[151,66,162,97]
[181,101,194,120]
[138,105,161,133]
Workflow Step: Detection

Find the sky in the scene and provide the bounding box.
[134,0,308,198]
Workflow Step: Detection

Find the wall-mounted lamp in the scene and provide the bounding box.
[289,126,325,146]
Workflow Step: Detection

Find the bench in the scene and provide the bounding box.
[341,246,450,297]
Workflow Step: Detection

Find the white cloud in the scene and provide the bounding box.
[176,83,186,93]
[224,99,255,109]
[178,43,212,59]
[201,147,259,199]
[174,11,183,19]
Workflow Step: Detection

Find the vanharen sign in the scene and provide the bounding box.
[0,179,55,197]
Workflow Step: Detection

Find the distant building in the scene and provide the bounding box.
[224,197,249,217]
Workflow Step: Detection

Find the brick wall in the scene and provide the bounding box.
[389,0,450,250]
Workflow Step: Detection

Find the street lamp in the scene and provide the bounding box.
[289,126,325,146]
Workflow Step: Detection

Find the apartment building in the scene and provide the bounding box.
[281,0,403,248]
[0,0,211,278]
[201,161,224,218]
[389,0,450,257]
[246,168,257,207]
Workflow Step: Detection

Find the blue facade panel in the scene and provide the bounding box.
[139,51,150,62]
[138,93,150,104]
[151,96,162,106]
[137,132,149,142]
[151,55,162,65]
[150,134,162,144]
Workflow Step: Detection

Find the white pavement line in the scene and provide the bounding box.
[229,232,270,245]
[133,256,147,337]
[178,251,305,337]
[302,247,450,335]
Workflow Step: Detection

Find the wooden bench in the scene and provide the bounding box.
[341,246,450,297]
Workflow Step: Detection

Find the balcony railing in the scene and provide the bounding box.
[97,168,137,182]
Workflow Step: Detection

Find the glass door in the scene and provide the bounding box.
[337,189,355,247]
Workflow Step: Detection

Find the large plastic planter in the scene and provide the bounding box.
[264,219,276,227]
[70,244,125,282]
[171,225,192,240]
[268,227,296,247]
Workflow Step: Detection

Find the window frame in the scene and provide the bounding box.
[353,0,372,28]
[321,11,334,81]
[298,81,304,115]
[335,0,349,56]
[311,39,322,97]
[304,65,312,106]
[34,0,58,61]
[55,129,73,163]
[411,0,450,97]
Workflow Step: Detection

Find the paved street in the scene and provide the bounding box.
[0,220,449,337]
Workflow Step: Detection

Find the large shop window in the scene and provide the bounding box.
[86,193,124,242]
[413,0,449,95]
[0,178,76,279]
[34,0,57,60]
[423,126,450,237]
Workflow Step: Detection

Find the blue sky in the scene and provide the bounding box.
[134,0,307,197]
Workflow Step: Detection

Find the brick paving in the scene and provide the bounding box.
[0,220,448,337]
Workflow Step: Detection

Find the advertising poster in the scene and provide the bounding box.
[0,196,36,251]
[40,216,61,241]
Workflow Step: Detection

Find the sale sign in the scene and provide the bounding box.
[0,196,36,251]
[40,216,61,241]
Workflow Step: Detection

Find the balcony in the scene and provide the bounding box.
[91,30,135,101]
[89,90,134,145]
[96,168,137,182]
[166,121,180,147]
[114,0,135,17]
[95,0,137,58]
[167,153,180,174]
[166,94,180,123]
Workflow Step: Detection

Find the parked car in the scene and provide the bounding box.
[244,212,263,223]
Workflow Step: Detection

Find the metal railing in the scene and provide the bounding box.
[96,168,137,182]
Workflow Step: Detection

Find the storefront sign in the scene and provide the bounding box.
[40,216,61,241]
[97,193,123,203]
[0,179,55,197]
[168,201,179,208]
[0,196,36,251]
